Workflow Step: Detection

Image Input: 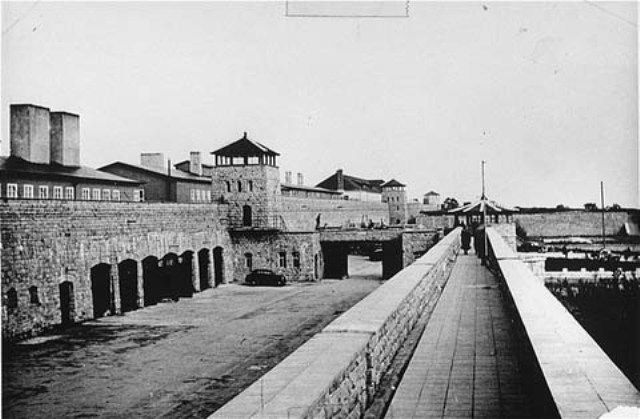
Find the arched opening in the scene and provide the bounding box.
[244,252,253,271]
[178,251,194,298]
[242,205,252,227]
[198,249,211,291]
[118,259,138,313]
[28,286,40,305]
[91,263,112,318]
[213,246,224,286]
[59,281,75,326]
[143,256,161,306]
[237,180,243,192]
[162,253,180,301]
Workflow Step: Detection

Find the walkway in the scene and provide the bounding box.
[385,253,548,418]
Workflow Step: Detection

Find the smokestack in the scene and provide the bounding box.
[336,169,344,190]
[10,104,51,164]
[189,151,202,176]
[50,111,80,166]
[297,172,304,186]
[285,171,292,184]
[140,153,165,171]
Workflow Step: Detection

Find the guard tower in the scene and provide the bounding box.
[211,132,281,229]
[382,179,408,225]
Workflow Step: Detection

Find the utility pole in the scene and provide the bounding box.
[600,181,606,249]
[482,160,488,265]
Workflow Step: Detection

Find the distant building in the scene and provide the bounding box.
[174,151,215,178]
[0,104,143,201]
[382,179,408,224]
[99,151,212,203]
[423,190,441,211]
[316,169,384,202]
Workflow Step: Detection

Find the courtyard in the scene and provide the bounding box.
[3,256,381,418]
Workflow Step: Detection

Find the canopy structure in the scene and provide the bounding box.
[449,196,517,224]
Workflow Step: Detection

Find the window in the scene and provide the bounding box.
[53,186,63,200]
[196,190,201,202]
[248,181,253,192]
[237,181,242,192]
[206,190,211,202]
[6,183,17,198]
[6,288,17,310]
[190,189,196,202]
[92,188,101,201]
[245,253,253,270]
[112,190,120,201]
[23,184,34,199]
[278,252,287,268]
[102,189,111,201]
[65,187,74,200]
[139,189,144,201]
[293,252,300,269]
[225,181,231,193]
[133,190,141,202]
[38,185,49,199]
[82,188,90,200]
[29,286,40,305]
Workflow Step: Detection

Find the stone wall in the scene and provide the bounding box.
[280,196,389,231]
[230,231,323,282]
[401,229,442,267]
[211,228,462,418]
[1,200,232,341]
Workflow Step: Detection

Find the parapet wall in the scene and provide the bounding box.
[1,200,232,340]
[486,228,640,417]
[211,228,462,418]
[280,196,389,231]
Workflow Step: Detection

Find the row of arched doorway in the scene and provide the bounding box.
[61,246,224,323]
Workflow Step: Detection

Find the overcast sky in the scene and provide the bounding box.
[2,1,638,208]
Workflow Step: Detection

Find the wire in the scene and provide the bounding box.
[2,0,41,35]
[582,0,637,28]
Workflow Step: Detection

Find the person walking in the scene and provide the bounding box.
[461,223,472,255]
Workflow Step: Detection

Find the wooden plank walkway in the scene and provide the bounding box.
[385,253,544,418]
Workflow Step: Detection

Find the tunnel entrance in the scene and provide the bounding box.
[91,263,112,318]
[59,281,75,326]
[143,256,162,305]
[118,259,139,313]
[198,249,211,290]
[320,240,402,280]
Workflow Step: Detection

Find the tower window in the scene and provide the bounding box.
[6,288,18,309]
[237,181,242,192]
[226,181,231,193]
[245,253,253,270]
[248,181,253,192]
[29,286,40,305]
[292,252,300,269]
[278,252,287,268]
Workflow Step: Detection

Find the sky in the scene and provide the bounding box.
[1,1,638,208]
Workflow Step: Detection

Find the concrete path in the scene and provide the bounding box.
[3,256,381,419]
[385,253,543,419]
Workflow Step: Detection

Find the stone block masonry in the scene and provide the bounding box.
[1,200,232,341]
[211,228,462,418]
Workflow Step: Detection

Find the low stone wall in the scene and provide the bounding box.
[280,196,389,231]
[486,228,640,417]
[210,228,461,418]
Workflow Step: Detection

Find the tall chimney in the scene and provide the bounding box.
[189,151,202,176]
[336,169,344,190]
[297,172,304,186]
[10,104,51,164]
[285,171,292,184]
[140,153,165,171]
[50,112,80,166]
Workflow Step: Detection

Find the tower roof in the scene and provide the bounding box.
[211,132,280,157]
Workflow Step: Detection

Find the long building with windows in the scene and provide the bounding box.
[0,104,144,201]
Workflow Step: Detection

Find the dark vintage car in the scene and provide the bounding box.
[245,269,286,286]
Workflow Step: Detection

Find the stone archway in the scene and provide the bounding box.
[213,246,224,286]
[90,263,112,318]
[198,248,211,291]
[178,251,194,298]
[59,281,75,326]
[143,256,160,306]
[118,259,138,313]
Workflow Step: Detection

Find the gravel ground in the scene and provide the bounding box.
[3,256,382,419]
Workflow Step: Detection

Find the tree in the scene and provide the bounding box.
[584,202,598,211]
[441,197,459,210]
[611,203,621,210]
[556,204,568,210]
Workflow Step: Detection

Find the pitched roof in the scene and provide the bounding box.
[98,161,211,183]
[174,160,214,169]
[316,171,384,193]
[0,156,143,184]
[211,132,279,157]
[381,179,405,188]
[425,190,440,196]
[281,183,342,194]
